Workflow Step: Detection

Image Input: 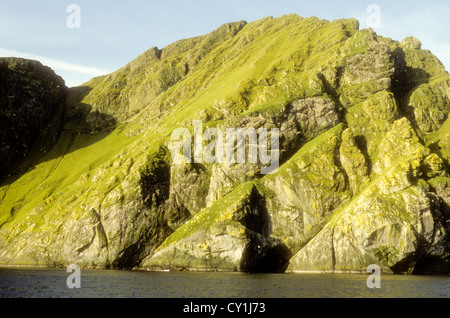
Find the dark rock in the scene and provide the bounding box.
[0,58,66,179]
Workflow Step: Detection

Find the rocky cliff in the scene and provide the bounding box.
[0,15,449,274]
[0,58,66,179]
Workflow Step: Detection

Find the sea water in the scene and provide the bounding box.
[0,267,449,298]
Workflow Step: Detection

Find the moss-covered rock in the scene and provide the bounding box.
[339,128,371,194]
[406,76,450,134]
[401,36,422,50]
[1,14,449,274]
[142,184,291,272]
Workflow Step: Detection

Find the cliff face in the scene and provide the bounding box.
[0,15,449,274]
[0,58,66,179]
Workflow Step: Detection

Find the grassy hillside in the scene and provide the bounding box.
[1,14,449,274]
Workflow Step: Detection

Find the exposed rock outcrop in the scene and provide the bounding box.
[0,58,66,178]
[0,15,449,274]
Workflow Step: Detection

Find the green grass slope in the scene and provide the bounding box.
[1,14,449,273]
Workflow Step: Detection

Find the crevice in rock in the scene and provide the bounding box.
[241,186,271,236]
[111,148,175,270]
[95,208,109,250]
[317,72,347,124]
[390,47,431,126]
[353,135,373,175]
[334,141,351,193]
[390,253,416,274]
[411,192,450,275]
[139,147,171,209]
[76,207,109,257]
[241,235,292,273]
[336,66,346,88]
[412,256,450,275]
[331,226,336,272]
[239,186,292,273]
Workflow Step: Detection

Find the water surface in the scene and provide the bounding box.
[0,268,449,298]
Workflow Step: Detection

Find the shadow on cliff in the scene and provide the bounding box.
[111,147,174,270]
[411,194,450,275]
[391,47,432,130]
[239,187,293,273]
[0,86,118,188]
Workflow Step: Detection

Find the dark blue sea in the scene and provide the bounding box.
[0,267,449,298]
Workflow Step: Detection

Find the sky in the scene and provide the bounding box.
[1,0,449,87]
